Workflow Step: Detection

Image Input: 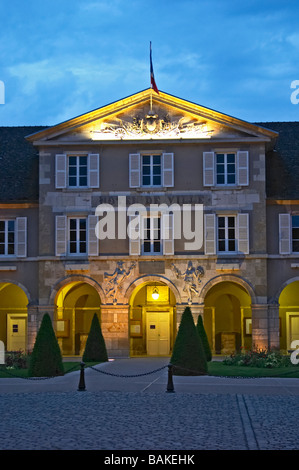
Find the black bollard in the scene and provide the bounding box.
[166,363,175,393]
[77,362,86,391]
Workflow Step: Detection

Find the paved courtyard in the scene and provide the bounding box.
[0,358,298,451]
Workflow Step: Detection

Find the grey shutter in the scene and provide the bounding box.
[16,217,27,257]
[162,153,174,187]
[162,212,174,255]
[204,214,216,255]
[237,213,249,254]
[203,152,215,186]
[128,214,140,255]
[129,153,141,188]
[88,215,98,255]
[55,154,67,189]
[279,213,291,254]
[237,151,249,186]
[55,215,67,256]
[88,154,100,188]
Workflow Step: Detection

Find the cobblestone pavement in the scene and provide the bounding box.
[0,391,298,450]
[0,358,298,451]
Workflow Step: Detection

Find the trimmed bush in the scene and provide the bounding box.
[82,313,108,363]
[171,306,207,375]
[28,313,64,377]
[196,314,212,362]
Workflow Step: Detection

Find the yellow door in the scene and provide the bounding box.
[146,311,170,356]
[7,315,27,351]
[289,315,299,347]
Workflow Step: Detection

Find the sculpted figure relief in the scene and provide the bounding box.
[172,261,204,304]
[103,261,136,304]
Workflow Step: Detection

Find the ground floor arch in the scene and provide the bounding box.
[203,280,252,354]
[55,281,101,356]
[0,282,28,352]
[129,280,177,356]
[279,280,299,352]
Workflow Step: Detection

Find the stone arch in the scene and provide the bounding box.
[125,274,181,304]
[49,274,105,305]
[199,273,256,305]
[0,279,31,305]
[272,276,299,305]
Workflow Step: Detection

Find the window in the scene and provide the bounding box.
[292,216,299,252]
[0,220,15,255]
[69,218,87,255]
[68,155,88,188]
[216,153,236,185]
[142,155,162,187]
[142,216,162,255]
[217,216,236,253]
[203,151,249,187]
[129,153,174,188]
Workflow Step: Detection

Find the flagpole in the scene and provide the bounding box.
[150,41,153,111]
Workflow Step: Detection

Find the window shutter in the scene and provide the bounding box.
[16,217,27,258]
[55,154,67,189]
[88,215,98,256]
[128,214,140,255]
[203,152,215,186]
[279,213,291,254]
[162,212,174,255]
[88,154,100,188]
[129,153,141,188]
[55,216,67,256]
[204,214,216,254]
[237,151,249,186]
[237,213,249,254]
[162,153,174,187]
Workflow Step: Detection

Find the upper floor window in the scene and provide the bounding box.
[0,220,15,255]
[292,215,299,252]
[142,155,162,187]
[55,153,100,189]
[142,216,162,255]
[69,218,87,255]
[216,153,236,185]
[129,153,174,188]
[217,216,236,253]
[203,151,249,187]
[279,213,299,255]
[0,218,27,257]
[68,156,88,188]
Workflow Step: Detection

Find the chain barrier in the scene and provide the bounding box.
[89,363,168,378]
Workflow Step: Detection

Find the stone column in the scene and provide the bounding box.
[268,303,280,351]
[100,304,130,357]
[251,304,269,350]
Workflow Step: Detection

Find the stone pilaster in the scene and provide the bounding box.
[251,304,269,350]
[268,303,280,350]
[100,304,130,357]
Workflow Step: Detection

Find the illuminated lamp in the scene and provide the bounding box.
[151,286,160,300]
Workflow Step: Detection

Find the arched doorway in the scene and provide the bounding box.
[55,281,101,356]
[129,281,176,356]
[279,280,299,352]
[0,282,28,352]
[204,281,252,355]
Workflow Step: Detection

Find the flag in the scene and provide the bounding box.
[150,42,159,94]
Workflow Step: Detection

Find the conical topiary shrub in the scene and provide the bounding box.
[196,314,212,362]
[28,313,64,377]
[82,313,108,363]
[171,306,207,376]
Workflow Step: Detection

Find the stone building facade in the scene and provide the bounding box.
[0,89,298,358]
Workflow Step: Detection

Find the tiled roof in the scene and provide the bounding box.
[254,122,299,199]
[0,126,47,203]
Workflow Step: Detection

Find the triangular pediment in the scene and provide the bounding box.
[26,88,278,143]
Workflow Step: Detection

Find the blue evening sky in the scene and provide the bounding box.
[1,0,299,126]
